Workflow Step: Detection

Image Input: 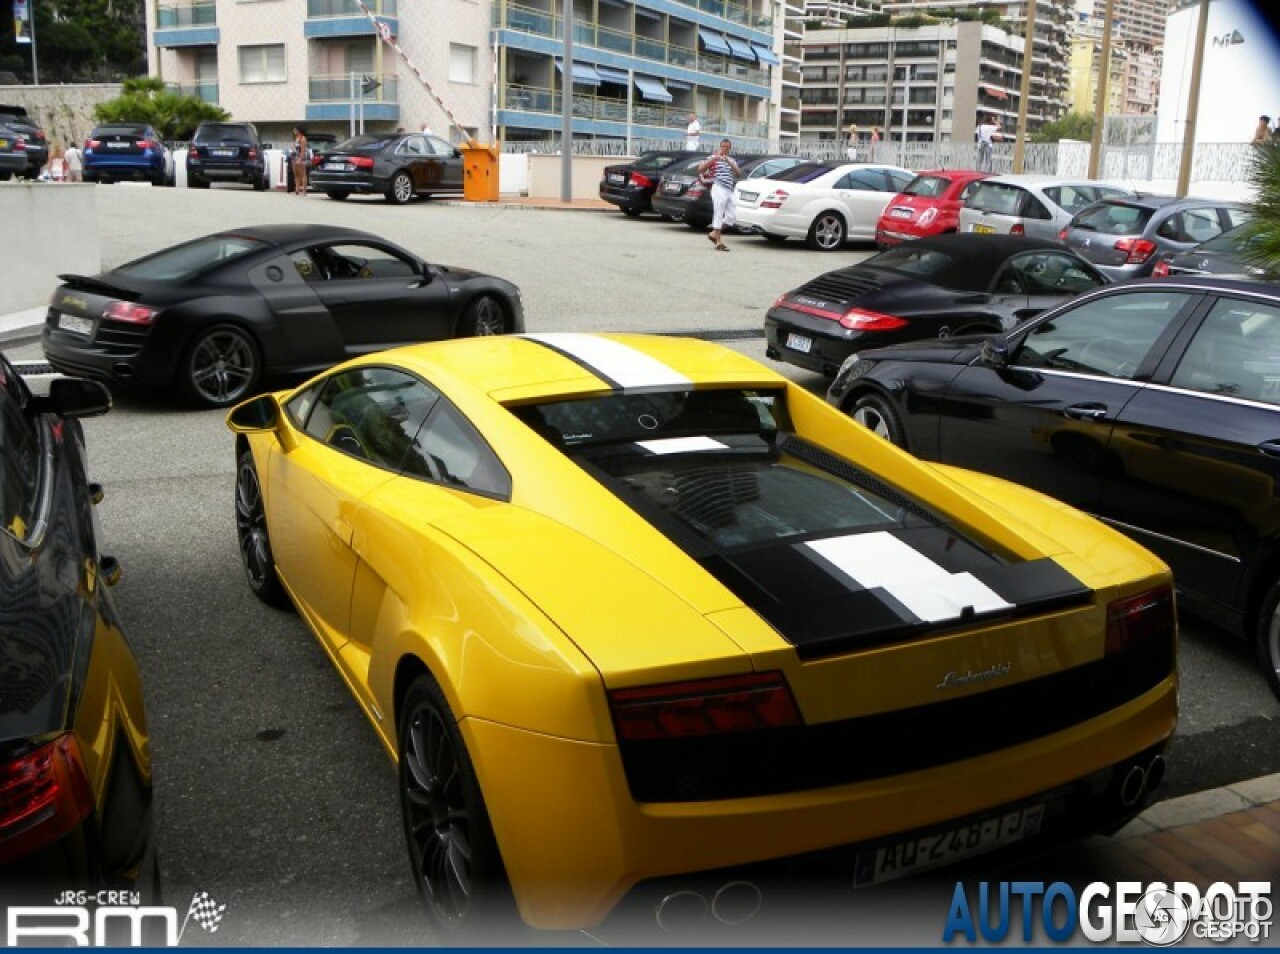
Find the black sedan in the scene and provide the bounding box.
[598,150,698,216]
[826,277,1280,703]
[652,154,804,229]
[43,224,524,408]
[1153,224,1278,280]
[310,132,463,204]
[765,234,1108,376]
[0,355,155,896]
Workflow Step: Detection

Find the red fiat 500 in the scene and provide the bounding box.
[875,169,991,247]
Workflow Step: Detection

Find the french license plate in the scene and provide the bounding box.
[972,224,997,234]
[58,313,93,336]
[739,191,758,202]
[853,804,1045,887]
[323,161,347,171]
[786,332,813,354]
[107,141,129,149]
[607,173,624,184]
[890,207,913,218]
[213,148,236,157]
[664,181,682,193]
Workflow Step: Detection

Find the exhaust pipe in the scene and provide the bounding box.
[654,890,708,934]
[1119,763,1148,807]
[113,362,135,379]
[1145,754,1166,794]
[711,880,762,926]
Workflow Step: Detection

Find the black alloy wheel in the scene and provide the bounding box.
[1256,582,1280,703]
[387,170,414,205]
[808,211,847,251]
[460,296,507,337]
[398,675,513,935]
[234,449,289,608]
[181,324,260,408]
[851,393,906,447]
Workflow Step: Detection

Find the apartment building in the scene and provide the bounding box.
[147,0,783,145]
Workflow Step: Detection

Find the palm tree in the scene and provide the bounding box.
[1246,141,1280,271]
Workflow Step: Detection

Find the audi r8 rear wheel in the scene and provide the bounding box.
[851,393,906,448]
[460,295,507,337]
[235,449,289,609]
[1255,581,1280,703]
[387,171,414,205]
[398,674,514,935]
[807,211,846,251]
[181,324,260,409]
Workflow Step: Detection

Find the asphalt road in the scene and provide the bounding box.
[4,184,1279,945]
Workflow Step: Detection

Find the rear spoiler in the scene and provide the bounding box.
[57,274,140,299]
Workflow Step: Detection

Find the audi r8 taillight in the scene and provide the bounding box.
[0,734,94,865]
[1105,585,1174,656]
[609,671,801,741]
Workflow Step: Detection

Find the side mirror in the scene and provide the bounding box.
[227,394,281,432]
[982,337,1011,369]
[42,377,112,419]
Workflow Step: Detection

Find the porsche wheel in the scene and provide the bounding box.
[851,393,906,447]
[399,674,513,935]
[235,449,289,608]
[807,212,846,251]
[459,295,507,337]
[387,171,414,205]
[181,324,260,408]
[1255,581,1280,703]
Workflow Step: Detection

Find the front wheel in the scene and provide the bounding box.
[180,323,260,408]
[807,211,846,251]
[235,449,290,609]
[398,674,514,935]
[253,174,268,192]
[1255,582,1280,703]
[459,295,507,337]
[325,189,350,201]
[386,170,414,204]
[621,207,643,218]
[850,392,907,447]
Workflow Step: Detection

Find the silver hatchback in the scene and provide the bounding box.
[958,175,1134,240]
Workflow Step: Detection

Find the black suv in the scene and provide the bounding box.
[187,121,266,190]
[0,104,47,179]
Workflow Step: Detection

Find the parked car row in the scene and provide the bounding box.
[0,103,47,180]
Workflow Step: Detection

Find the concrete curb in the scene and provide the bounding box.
[1114,771,1280,839]
[0,306,46,345]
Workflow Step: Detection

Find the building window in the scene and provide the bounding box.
[449,43,477,84]
[239,44,286,83]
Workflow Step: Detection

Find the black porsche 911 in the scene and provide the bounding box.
[764,233,1109,376]
[43,224,524,408]
[309,132,463,204]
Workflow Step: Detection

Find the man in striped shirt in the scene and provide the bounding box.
[698,138,742,252]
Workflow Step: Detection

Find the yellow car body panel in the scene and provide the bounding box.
[229,333,1178,931]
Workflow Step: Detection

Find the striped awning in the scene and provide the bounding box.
[594,65,630,84]
[556,60,602,86]
[723,35,757,61]
[634,75,673,103]
[697,27,731,54]
[751,43,780,65]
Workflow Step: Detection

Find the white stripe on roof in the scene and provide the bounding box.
[522,334,693,390]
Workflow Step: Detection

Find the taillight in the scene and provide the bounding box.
[247,148,259,160]
[189,144,202,158]
[609,671,801,741]
[688,183,706,198]
[1010,223,1026,236]
[138,139,156,150]
[86,139,101,150]
[839,308,909,331]
[918,207,938,227]
[1105,585,1174,656]
[761,189,789,209]
[13,139,25,151]
[0,734,94,865]
[1115,237,1158,264]
[630,172,654,189]
[1058,228,1069,241]
[1151,259,1170,278]
[102,301,158,325]
[352,156,375,169]
[310,154,324,167]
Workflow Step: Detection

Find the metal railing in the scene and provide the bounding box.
[155,1,216,27]
[308,73,400,102]
[500,85,768,138]
[306,0,397,15]
[165,80,219,104]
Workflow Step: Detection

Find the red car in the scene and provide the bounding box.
[875,169,991,248]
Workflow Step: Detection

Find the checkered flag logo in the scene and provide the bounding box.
[185,891,226,934]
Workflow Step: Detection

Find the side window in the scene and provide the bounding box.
[424,136,455,157]
[1183,208,1224,244]
[285,380,323,427]
[887,169,914,191]
[850,169,887,191]
[1007,253,1107,296]
[303,368,441,470]
[958,179,983,202]
[397,137,427,156]
[314,243,419,280]
[1016,291,1192,380]
[1155,213,1182,241]
[1170,298,1280,403]
[833,173,857,190]
[405,402,511,497]
[1023,195,1053,220]
[0,362,40,543]
[1224,207,1252,230]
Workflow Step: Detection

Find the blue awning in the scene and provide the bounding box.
[594,65,630,84]
[665,78,693,90]
[751,43,780,65]
[723,35,757,61]
[555,60,602,86]
[698,27,731,55]
[634,75,673,103]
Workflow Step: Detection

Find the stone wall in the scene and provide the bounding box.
[0,84,123,152]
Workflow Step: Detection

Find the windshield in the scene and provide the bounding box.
[902,174,951,198]
[115,234,269,282]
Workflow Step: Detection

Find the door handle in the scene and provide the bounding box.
[1258,441,1280,458]
[1063,404,1109,422]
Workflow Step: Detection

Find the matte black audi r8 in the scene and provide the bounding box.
[42,224,524,408]
[826,277,1280,703]
[0,355,154,895]
[309,132,464,204]
[766,234,1109,376]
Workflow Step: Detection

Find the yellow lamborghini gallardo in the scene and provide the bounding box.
[227,333,1176,933]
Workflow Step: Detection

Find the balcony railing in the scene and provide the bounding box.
[498,4,769,87]
[307,0,397,15]
[309,72,400,102]
[500,84,768,138]
[165,80,219,103]
[156,1,216,27]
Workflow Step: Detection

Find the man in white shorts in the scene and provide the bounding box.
[698,138,742,251]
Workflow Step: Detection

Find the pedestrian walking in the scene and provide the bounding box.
[698,138,742,252]
[63,141,83,182]
[421,121,434,136]
[1254,115,1272,144]
[976,114,1002,172]
[291,126,309,196]
[846,121,859,161]
[685,112,702,151]
[870,126,880,143]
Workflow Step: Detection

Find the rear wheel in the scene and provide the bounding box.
[1255,582,1280,703]
[850,393,906,447]
[459,295,507,337]
[180,324,260,408]
[189,177,209,189]
[807,211,846,251]
[387,171,414,204]
[234,448,290,609]
[325,189,350,201]
[253,174,267,192]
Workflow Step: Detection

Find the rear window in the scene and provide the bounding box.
[195,124,256,143]
[769,162,834,184]
[1072,202,1155,236]
[93,125,148,138]
[864,245,956,279]
[901,174,952,198]
[634,153,685,171]
[115,234,269,282]
[336,135,393,153]
[965,182,1026,215]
